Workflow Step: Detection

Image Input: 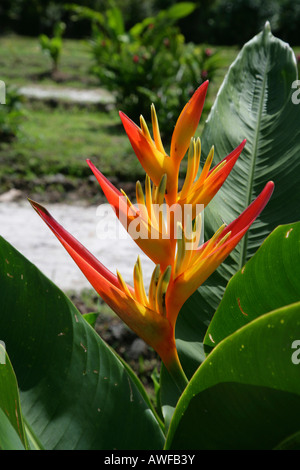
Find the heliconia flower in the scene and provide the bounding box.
[28,199,184,381]
[28,80,275,392]
[28,179,274,381]
[119,80,209,201]
[165,181,275,326]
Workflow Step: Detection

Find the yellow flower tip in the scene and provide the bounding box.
[208,159,227,179]
[136,180,145,205]
[133,256,148,305]
[199,145,214,174]
[180,137,201,200]
[144,174,153,211]
[120,188,132,206]
[150,103,157,124]
[116,270,133,298]
[174,216,200,277]
[138,254,143,268]
[188,145,214,195]
[120,187,140,219]
[139,114,152,141]
[157,173,167,196]
[193,211,203,240]
[150,174,168,234]
[196,222,227,261]
[148,264,161,310]
[215,230,232,249]
[211,223,227,244]
[156,265,172,316]
[152,173,167,206]
[188,138,197,165]
[145,173,151,186]
[174,223,185,277]
[207,145,214,164]
[151,103,166,155]
[188,137,196,156]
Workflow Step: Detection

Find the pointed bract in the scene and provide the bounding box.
[119,111,171,188]
[166,181,275,324]
[170,80,209,164]
[28,198,181,370]
[179,139,247,208]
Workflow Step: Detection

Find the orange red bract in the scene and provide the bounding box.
[29,82,274,386]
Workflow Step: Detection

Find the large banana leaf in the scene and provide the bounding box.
[165,301,300,450]
[0,237,164,450]
[204,222,300,352]
[203,22,300,253]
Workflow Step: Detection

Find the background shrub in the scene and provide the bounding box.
[67,3,223,137]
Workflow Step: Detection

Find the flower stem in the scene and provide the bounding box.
[165,348,189,395]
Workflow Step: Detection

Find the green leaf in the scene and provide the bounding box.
[0,237,164,450]
[166,2,196,20]
[196,23,300,320]
[275,431,300,450]
[0,409,25,450]
[82,312,99,328]
[176,290,209,375]
[166,301,300,450]
[0,345,28,450]
[129,18,154,39]
[204,222,300,352]
[106,6,125,37]
[65,4,105,26]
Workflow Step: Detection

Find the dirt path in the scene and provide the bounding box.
[19,84,115,106]
[0,200,154,292]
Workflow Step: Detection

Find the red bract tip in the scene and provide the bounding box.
[170,80,209,163]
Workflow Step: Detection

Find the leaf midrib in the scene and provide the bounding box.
[238,43,270,270]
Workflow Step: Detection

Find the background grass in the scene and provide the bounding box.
[0,35,298,200]
[0,34,96,88]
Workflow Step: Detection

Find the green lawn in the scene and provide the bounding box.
[0,103,144,195]
[0,34,96,88]
[0,35,146,195]
[0,34,298,199]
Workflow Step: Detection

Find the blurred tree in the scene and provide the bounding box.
[0,0,299,45]
[277,0,300,45]
[207,0,281,45]
[153,0,299,46]
[115,0,157,28]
